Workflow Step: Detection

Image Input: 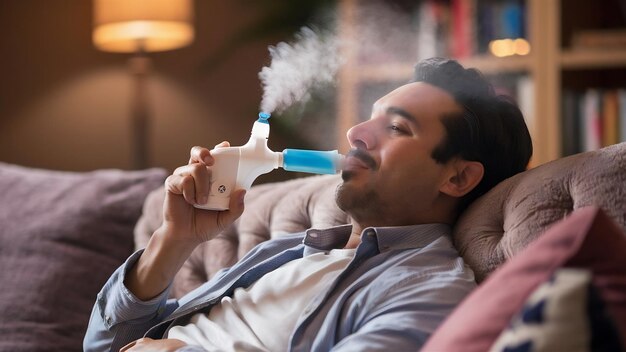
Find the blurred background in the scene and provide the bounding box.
[1,0,625,175]
[0,0,336,176]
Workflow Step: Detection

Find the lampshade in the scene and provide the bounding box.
[93,0,194,53]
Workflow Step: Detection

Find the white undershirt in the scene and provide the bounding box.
[167,248,356,352]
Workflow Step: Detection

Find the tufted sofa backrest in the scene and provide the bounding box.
[134,142,626,297]
[455,142,626,282]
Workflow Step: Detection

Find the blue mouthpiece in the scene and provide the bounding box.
[282,149,342,174]
[258,112,271,123]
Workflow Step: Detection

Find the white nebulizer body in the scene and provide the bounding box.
[195,113,344,211]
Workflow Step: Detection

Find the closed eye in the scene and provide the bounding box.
[384,106,419,136]
[387,124,409,135]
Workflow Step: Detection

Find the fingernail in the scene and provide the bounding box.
[239,191,246,205]
[199,195,208,205]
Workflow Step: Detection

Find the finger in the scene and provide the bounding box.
[217,189,246,229]
[165,174,197,205]
[173,164,211,204]
[203,141,231,167]
[188,146,211,165]
[122,338,154,352]
[119,339,138,352]
[214,141,230,149]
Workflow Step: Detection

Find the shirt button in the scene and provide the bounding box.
[366,230,376,237]
[105,315,112,325]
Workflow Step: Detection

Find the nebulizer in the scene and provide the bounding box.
[195,112,344,211]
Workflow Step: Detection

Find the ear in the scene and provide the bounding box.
[439,159,484,198]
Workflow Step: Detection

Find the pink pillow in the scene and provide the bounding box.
[422,206,626,351]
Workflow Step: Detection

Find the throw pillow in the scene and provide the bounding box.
[422,206,626,352]
[489,268,621,352]
[0,162,167,352]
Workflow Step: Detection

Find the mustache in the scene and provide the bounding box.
[346,148,378,170]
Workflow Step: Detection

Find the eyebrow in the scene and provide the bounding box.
[386,106,420,128]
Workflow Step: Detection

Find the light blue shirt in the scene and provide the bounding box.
[84,223,476,351]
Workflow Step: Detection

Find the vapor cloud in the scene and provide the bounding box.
[258,27,344,114]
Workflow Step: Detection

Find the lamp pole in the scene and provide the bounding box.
[92,0,194,169]
[128,51,151,169]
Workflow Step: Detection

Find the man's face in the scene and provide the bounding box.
[336,82,464,227]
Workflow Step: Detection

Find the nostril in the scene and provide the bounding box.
[347,121,374,150]
[352,140,367,150]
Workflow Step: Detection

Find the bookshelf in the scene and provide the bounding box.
[335,0,626,166]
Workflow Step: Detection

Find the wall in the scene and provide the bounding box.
[0,1,298,173]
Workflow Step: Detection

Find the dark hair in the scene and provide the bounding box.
[411,57,533,211]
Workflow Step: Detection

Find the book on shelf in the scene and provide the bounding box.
[516,75,534,139]
[561,88,626,156]
[582,89,602,152]
[451,0,476,58]
[486,73,535,139]
[561,90,581,156]
[603,91,619,147]
[500,0,525,39]
[414,0,526,59]
[416,0,440,61]
[476,0,495,53]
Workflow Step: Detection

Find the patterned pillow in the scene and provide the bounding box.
[490,268,621,352]
[422,207,626,352]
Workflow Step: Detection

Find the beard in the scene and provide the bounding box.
[335,178,385,224]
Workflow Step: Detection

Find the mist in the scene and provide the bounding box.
[258,27,344,115]
[257,3,422,119]
[256,1,520,133]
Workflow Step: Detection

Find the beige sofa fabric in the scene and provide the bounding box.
[455,142,626,282]
[134,142,626,297]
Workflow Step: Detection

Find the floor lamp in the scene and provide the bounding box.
[92,0,194,169]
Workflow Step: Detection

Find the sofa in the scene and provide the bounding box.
[0,142,624,351]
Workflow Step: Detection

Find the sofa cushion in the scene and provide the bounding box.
[0,163,167,352]
[454,142,626,282]
[422,207,626,352]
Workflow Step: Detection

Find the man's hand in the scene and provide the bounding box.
[163,142,245,245]
[162,143,246,245]
[125,143,246,301]
[120,338,187,352]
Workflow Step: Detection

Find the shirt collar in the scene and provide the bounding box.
[303,223,451,253]
[303,224,352,250]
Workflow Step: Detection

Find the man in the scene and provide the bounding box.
[84,58,532,351]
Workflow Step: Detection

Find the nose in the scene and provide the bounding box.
[347,120,376,150]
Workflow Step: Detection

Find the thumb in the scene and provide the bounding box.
[220,189,246,225]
